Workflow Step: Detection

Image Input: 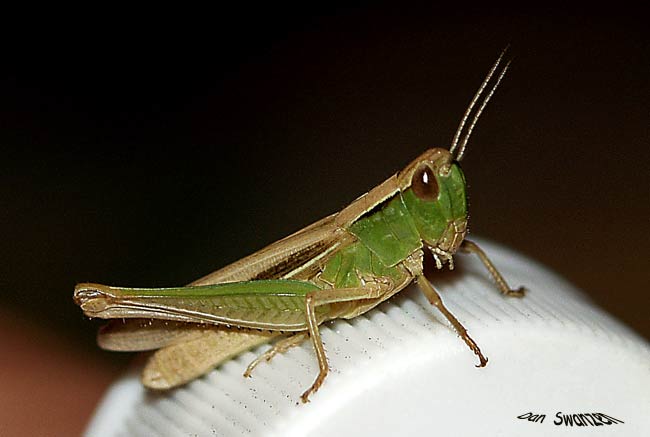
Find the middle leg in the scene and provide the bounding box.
[243,332,309,377]
[300,283,388,402]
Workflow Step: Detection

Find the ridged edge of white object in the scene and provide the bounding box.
[85,238,650,437]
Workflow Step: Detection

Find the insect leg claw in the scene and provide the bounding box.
[505,286,526,297]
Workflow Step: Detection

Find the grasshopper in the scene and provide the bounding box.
[74,49,524,403]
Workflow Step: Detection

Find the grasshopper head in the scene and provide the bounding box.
[398,148,468,256]
[395,48,511,258]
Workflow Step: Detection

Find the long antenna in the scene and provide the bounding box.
[449,47,508,157]
[454,59,511,162]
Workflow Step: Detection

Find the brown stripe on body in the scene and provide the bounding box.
[251,241,330,280]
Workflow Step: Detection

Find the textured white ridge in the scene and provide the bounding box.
[85,238,650,437]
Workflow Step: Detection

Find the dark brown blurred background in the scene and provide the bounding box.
[1,5,648,436]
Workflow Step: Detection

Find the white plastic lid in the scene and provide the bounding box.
[84,239,650,436]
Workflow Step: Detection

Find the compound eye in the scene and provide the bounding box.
[412,164,439,201]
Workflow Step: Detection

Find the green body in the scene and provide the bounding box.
[76,162,467,329]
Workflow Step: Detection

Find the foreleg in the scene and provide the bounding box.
[461,239,525,297]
